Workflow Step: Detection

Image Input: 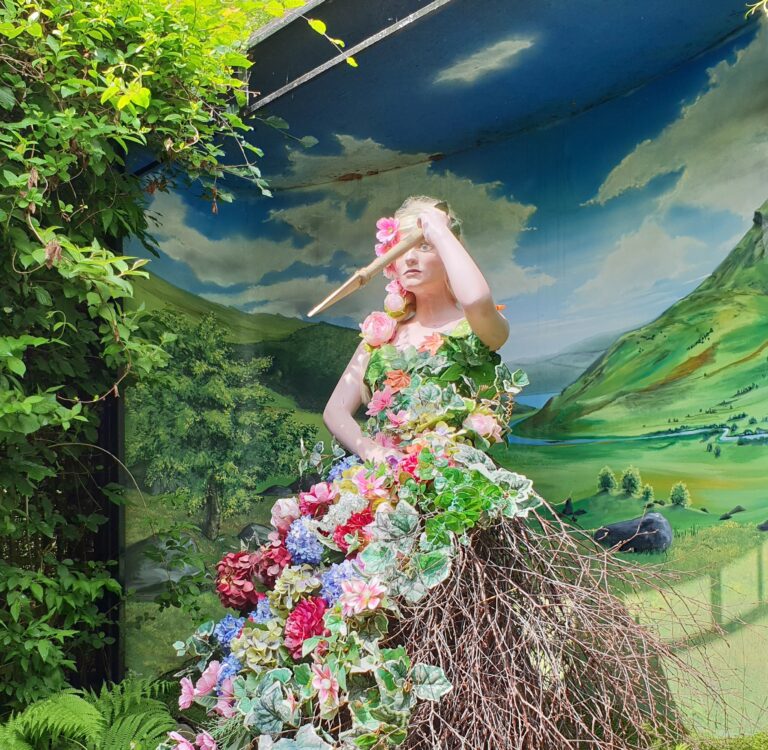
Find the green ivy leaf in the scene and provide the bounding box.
[410,664,452,701]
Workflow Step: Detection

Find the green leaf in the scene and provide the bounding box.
[410,664,452,701]
[307,18,327,34]
[0,86,16,110]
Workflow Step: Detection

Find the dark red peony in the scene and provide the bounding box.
[215,551,263,612]
[283,596,329,659]
[333,508,375,554]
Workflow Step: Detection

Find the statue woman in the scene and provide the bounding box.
[169,197,697,750]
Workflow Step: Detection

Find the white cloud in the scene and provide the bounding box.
[141,133,555,321]
[433,38,535,85]
[568,220,705,311]
[589,22,768,220]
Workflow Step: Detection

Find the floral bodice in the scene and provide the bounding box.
[362,318,526,452]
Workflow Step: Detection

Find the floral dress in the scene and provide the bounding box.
[168,318,539,750]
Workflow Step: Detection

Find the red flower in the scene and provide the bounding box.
[215,551,262,612]
[253,543,292,589]
[399,452,420,479]
[333,509,375,554]
[284,596,329,659]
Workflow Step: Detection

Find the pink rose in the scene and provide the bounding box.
[178,676,195,710]
[462,412,503,443]
[384,293,407,316]
[360,311,397,347]
[271,496,300,533]
[196,731,217,750]
[366,386,394,416]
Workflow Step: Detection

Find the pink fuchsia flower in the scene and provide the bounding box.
[386,409,410,428]
[353,469,388,499]
[194,660,221,698]
[213,677,236,718]
[365,386,394,416]
[384,292,407,317]
[178,676,195,710]
[376,216,400,244]
[284,596,329,660]
[196,732,217,750]
[271,496,301,533]
[167,732,195,750]
[215,552,262,612]
[463,412,503,443]
[311,662,340,708]
[333,508,375,554]
[360,311,397,347]
[339,577,387,616]
[299,481,339,518]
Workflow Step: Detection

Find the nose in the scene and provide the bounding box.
[402,247,419,265]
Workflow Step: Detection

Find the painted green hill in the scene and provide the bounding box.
[128,271,310,343]
[519,199,768,438]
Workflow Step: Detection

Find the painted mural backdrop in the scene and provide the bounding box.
[123,15,768,738]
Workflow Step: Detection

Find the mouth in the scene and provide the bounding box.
[403,269,421,277]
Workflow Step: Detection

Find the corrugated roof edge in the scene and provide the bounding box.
[247,0,329,50]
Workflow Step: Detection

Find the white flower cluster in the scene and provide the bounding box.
[316,490,368,533]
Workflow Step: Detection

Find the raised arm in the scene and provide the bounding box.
[418,206,509,351]
[322,341,398,463]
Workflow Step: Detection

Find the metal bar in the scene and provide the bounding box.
[247,0,329,49]
[247,0,454,114]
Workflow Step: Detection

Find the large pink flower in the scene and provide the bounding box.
[167,732,195,750]
[366,386,394,416]
[271,496,301,533]
[284,597,329,660]
[299,482,339,518]
[463,412,503,443]
[194,660,221,698]
[178,676,195,710]
[376,216,400,244]
[311,662,340,708]
[353,469,388,499]
[360,311,397,347]
[215,552,262,612]
[339,577,387,616]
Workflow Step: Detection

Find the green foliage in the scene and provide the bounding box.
[0,0,311,710]
[597,465,618,492]
[640,483,654,502]
[669,481,691,507]
[620,465,642,496]
[126,311,317,539]
[0,679,175,749]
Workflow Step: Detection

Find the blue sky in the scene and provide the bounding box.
[129,8,765,366]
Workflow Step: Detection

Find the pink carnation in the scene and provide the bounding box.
[299,482,339,518]
[366,386,394,416]
[339,577,387,616]
[196,732,217,750]
[463,412,503,443]
[360,311,397,347]
[178,676,195,710]
[284,597,329,660]
[271,496,301,533]
[376,216,400,244]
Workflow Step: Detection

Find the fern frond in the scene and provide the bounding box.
[14,692,105,747]
[100,709,176,750]
[0,722,35,750]
[88,677,172,724]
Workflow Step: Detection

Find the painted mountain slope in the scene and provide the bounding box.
[518,200,768,438]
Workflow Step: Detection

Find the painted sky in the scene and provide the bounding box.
[128,7,767,368]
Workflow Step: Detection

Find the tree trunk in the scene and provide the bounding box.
[202,475,222,540]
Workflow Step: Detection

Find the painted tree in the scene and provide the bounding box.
[126,311,316,539]
[597,466,617,493]
[620,466,642,496]
[669,482,691,507]
[640,483,655,503]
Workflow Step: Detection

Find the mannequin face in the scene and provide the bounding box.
[393,206,451,295]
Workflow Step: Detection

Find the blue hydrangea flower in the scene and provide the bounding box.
[217,652,242,691]
[213,614,245,653]
[321,560,357,605]
[327,454,362,482]
[248,598,273,624]
[285,517,325,566]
